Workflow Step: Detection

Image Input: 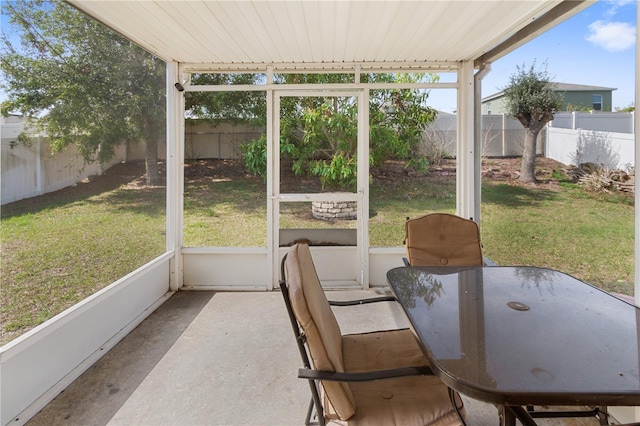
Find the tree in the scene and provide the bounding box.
[1,0,166,185]
[615,103,635,113]
[186,73,266,125]
[234,72,437,189]
[503,62,562,183]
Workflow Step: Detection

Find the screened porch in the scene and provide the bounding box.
[2,1,639,425]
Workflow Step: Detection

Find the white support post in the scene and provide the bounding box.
[358,88,370,288]
[623,5,640,423]
[473,64,491,225]
[635,3,640,307]
[635,0,640,308]
[166,61,185,291]
[267,82,278,290]
[456,61,476,220]
[357,72,368,287]
[636,7,640,418]
[356,64,366,285]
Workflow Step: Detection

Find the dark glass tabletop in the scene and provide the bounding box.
[386,266,640,406]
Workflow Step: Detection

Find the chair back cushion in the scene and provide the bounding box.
[284,243,356,420]
[405,213,483,266]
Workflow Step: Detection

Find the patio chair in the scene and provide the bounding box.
[280,242,465,426]
[403,213,484,267]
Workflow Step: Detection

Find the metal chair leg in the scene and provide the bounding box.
[305,397,314,426]
[304,380,324,426]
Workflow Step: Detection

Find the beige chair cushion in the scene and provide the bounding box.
[332,376,463,426]
[405,213,483,267]
[332,329,463,425]
[342,329,428,372]
[285,243,356,420]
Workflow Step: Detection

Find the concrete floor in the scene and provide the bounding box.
[27,290,608,425]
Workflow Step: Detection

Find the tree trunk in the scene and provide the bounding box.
[519,127,539,183]
[145,138,161,186]
[143,111,163,186]
[517,108,552,184]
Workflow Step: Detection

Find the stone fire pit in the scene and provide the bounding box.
[312,200,357,220]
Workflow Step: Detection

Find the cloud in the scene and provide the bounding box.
[603,0,635,19]
[586,20,636,52]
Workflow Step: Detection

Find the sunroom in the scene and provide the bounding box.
[2,1,639,425]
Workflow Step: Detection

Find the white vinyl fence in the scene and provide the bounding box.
[550,111,635,134]
[184,121,263,160]
[545,127,635,170]
[425,112,635,167]
[84,121,261,162]
[423,113,546,158]
[543,111,635,170]
[1,121,261,205]
[2,113,634,205]
[1,137,127,205]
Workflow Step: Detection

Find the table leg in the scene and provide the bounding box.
[499,406,516,426]
[499,405,539,426]
[597,406,609,425]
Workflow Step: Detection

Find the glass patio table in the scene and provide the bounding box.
[386,266,640,426]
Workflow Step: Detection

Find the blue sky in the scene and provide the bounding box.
[429,0,637,113]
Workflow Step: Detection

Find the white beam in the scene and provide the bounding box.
[456,61,476,220]
[266,66,276,290]
[635,8,640,419]
[167,62,184,290]
[358,89,370,288]
[267,64,275,289]
[185,82,458,93]
[475,1,594,66]
[474,64,492,225]
[181,61,460,73]
[635,0,640,307]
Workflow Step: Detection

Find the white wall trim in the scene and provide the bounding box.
[1,253,173,426]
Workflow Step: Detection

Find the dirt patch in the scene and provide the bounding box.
[481,156,568,190]
[184,159,251,180]
[372,156,568,190]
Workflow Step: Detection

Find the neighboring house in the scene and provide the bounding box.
[481,82,616,114]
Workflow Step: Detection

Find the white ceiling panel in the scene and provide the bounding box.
[67,0,594,71]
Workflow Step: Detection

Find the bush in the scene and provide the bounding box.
[240,73,438,189]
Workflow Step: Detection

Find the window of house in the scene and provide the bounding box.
[486,102,492,115]
[592,94,603,111]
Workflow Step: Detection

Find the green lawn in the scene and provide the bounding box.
[1,159,634,345]
[481,182,633,294]
[1,167,167,344]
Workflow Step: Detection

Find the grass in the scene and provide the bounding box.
[1,166,167,344]
[1,159,635,345]
[184,159,633,290]
[369,170,456,246]
[183,176,267,246]
[481,182,634,293]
